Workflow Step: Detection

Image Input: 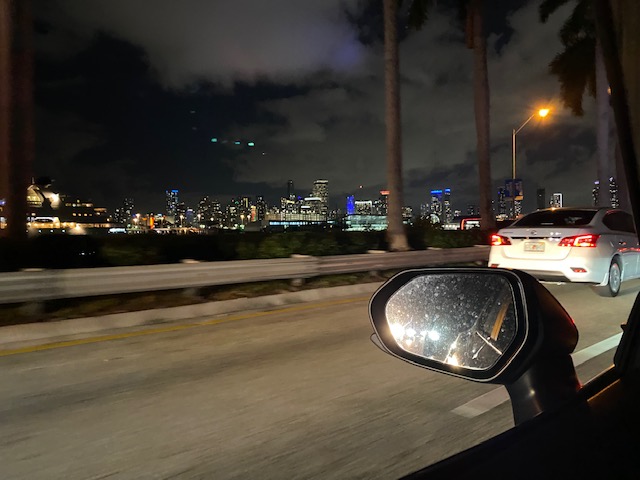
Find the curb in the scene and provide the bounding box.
[0,282,383,349]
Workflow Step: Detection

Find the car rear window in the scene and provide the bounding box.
[513,210,597,227]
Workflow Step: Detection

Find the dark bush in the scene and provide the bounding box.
[0,227,487,271]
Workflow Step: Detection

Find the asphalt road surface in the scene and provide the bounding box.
[1,279,638,479]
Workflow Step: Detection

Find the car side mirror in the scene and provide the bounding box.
[369,268,581,425]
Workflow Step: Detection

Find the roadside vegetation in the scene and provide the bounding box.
[0,223,489,271]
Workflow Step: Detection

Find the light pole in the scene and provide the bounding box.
[510,108,549,216]
[512,108,549,180]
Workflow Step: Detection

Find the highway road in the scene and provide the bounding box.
[1,279,638,479]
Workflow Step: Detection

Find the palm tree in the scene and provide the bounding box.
[383,0,410,251]
[407,0,496,230]
[540,0,621,209]
[0,0,12,236]
[0,0,33,241]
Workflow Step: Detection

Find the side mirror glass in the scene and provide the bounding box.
[369,268,530,382]
[385,273,517,370]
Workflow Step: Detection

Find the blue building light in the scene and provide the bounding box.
[346,195,355,215]
[211,138,218,142]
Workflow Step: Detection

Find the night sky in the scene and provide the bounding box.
[32,0,598,214]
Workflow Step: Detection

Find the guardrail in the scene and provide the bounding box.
[0,246,489,305]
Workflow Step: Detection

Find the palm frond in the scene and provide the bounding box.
[549,35,596,115]
[559,0,594,45]
[405,0,433,30]
[539,0,572,23]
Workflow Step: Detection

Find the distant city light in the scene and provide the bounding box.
[211,138,218,142]
[234,141,241,145]
[248,142,255,147]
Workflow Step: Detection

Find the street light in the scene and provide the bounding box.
[508,108,550,218]
[512,108,550,179]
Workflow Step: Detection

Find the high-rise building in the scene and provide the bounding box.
[536,188,546,210]
[113,197,134,226]
[312,179,329,213]
[420,204,429,219]
[430,190,443,222]
[346,195,356,215]
[175,202,187,226]
[467,204,479,216]
[610,177,619,208]
[256,196,268,222]
[443,188,452,223]
[166,189,179,221]
[592,181,600,206]
[550,193,563,208]
[374,191,389,216]
[497,187,507,217]
[185,208,195,226]
[287,180,295,200]
[355,200,373,215]
[514,199,523,217]
[197,196,224,227]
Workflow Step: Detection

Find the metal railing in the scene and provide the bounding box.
[0,246,489,305]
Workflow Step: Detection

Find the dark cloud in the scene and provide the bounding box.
[37,0,366,87]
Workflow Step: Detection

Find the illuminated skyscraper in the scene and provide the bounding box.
[443,188,452,223]
[166,189,179,221]
[610,177,619,208]
[374,191,389,216]
[592,181,600,206]
[550,193,563,208]
[312,180,329,213]
[430,189,443,222]
[346,195,355,215]
[497,187,507,217]
[256,195,268,221]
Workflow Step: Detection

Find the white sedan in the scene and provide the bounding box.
[489,207,640,296]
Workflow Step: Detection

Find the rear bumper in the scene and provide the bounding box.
[488,253,609,285]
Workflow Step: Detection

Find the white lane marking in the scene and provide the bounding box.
[451,332,624,418]
[571,333,622,366]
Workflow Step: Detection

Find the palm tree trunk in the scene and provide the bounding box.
[0,0,12,235]
[383,0,409,251]
[0,0,32,241]
[469,0,496,230]
[595,38,610,207]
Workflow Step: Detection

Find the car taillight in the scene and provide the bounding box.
[491,234,511,246]
[558,234,600,247]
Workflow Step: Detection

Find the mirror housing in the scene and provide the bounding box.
[369,268,580,424]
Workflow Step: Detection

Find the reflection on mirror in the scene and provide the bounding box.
[385,273,517,370]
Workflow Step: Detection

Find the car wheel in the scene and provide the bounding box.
[593,259,622,297]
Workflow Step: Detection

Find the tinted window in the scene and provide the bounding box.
[603,211,637,233]
[513,210,597,227]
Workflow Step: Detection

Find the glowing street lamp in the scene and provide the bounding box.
[508,108,550,218]
[512,108,551,180]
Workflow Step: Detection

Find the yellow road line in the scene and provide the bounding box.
[0,296,370,357]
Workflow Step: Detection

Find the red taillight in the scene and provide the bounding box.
[491,234,511,246]
[558,234,600,247]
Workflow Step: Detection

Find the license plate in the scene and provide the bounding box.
[524,241,545,252]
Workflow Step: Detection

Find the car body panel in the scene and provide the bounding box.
[489,208,640,285]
